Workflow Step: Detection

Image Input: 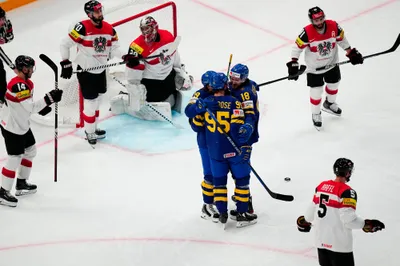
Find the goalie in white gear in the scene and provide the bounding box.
[110,16,193,121]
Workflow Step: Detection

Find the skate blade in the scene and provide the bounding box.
[15,189,37,196]
[0,199,17,207]
[314,125,322,131]
[229,215,237,221]
[322,108,341,116]
[222,222,227,230]
[201,213,212,220]
[236,219,257,228]
[96,135,106,140]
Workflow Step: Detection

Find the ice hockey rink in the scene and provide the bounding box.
[0,0,399,265]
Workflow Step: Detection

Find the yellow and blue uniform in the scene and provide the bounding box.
[228,79,260,146]
[185,87,213,204]
[192,93,251,215]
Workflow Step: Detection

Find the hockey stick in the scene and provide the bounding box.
[316,33,400,71]
[111,75,184,129]
[258,65,307,87]
[226,54,233,76]
[73,36,182,73]
[0,47,16,70]
[205,108,294,202]
[39,54,59,183]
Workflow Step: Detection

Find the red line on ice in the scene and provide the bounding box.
[0,236,317,259]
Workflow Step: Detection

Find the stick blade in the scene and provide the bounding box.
[274,194,294,202]
[39,54,58,75]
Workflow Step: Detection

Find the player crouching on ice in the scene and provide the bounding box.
[110,16,193,121]
[192,73,257,228]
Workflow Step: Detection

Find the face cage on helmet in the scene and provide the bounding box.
[140,25,157,43]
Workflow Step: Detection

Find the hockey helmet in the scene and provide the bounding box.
[84,0,103,23]
[229,63,249,83]
[201,70,216,87]
[308,6,325,29]
[210,72,228,92]
[333,158,354,181]
[15,55,35,71]
[140,16,158,43]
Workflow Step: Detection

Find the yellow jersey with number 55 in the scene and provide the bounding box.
[201,95,244,160]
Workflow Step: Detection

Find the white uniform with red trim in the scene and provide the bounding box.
[291,20,350,74]
[125,29,181,82]
[303,179,365,253]
[1,76,46,135]
[60,19,121,73]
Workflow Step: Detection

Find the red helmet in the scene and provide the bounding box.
[140,16,158,43]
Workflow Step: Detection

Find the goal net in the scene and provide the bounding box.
[31,1,178,128]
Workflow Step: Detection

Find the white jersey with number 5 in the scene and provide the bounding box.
[304,179,365,253]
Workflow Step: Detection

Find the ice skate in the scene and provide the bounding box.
[0,187,18,207]
[15,179,37,196]
[322,99,342,116]
[312,112,322,130]
[236,212,258,228]
[95,128,106,139]
[201,203,220,223]
[85,131,97,146]
[230,196,256,220]
[219,213,228,230]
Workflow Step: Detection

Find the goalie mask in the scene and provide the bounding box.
[140,16,158,44]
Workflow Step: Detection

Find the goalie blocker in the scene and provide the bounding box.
[109,16,193,121]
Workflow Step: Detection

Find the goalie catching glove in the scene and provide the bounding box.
[174,64,193,91]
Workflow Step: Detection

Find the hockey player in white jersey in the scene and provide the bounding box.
[0,56,63,207]
[296,158,385,266]
[109,16,193,122]
[60,0,124,145]
[286,7,363,129]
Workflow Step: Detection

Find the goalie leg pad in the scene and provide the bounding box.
[135,102,172,121]
[126,83,146,112]
[110,93,128,115]
[172,91,183,113]
[83,98,98,134]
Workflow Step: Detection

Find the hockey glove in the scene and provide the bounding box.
[4,19,13,43]
[195,98,207,114]
[238,123,254,144]
[297,215,312,232]
[44,89,63,105]
[232,145,252,163]
[286,60,300,80]
[60,60,73,79]
[122,53,142,68]
[38,106,52,116]
[203,97,219,112]
[346,48,363,65]
[363,219,385,233]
